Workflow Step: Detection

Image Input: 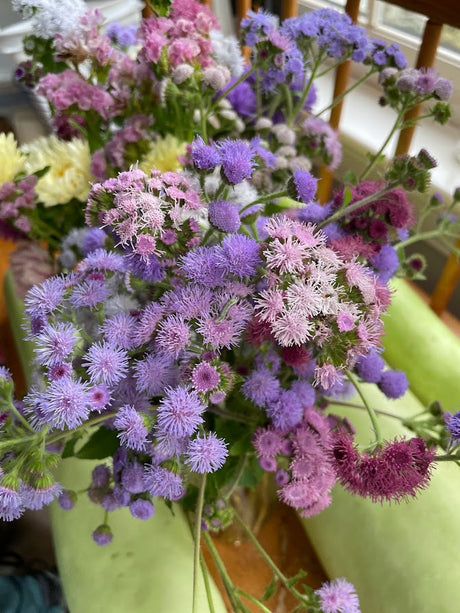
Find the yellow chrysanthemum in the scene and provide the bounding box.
[0,133,26,184]
[23,135,92,207]
[139,135,187,175]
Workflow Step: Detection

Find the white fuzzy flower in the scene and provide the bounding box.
[210,30,245,77]
[13,0,86,38]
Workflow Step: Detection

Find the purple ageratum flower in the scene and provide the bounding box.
[82,228,107,255]
[121,462,146,494]
[370,244,399,283]
[315,578,361,613]
[113,405,148,451]
[242,367,280,408]
[83,249,126,272]
[185,433,228,473]
[216,234,261,279]
[88,384,111,412]
[100,312,137,350]
[144,465,185,501]
[378,369,408,399]
[69,278,110,308]
[21,482,63,510]
[133,352,177,396]
[43,377,91,429]
[217,139,257,184]
[180,246,226,288]
[252,427,284,458]
[0,486,24,521]
[92,524,113,546]
[156,315,191,359]
[191,361,220,393]
[445,412,460,443]
[34,321,78,367]
[24,276,66,318]
[126,252,165,283]
[356,348,385,383]
[155,386,205,439]
[82,342,129,386]
[223,78,257,117]
[129,498,155,520]
[192,136,221,170]
[266,389,303,431]
[58,490,77,510]
[91,464,111,488]
[291,170,317,204]
[208,200,241,233]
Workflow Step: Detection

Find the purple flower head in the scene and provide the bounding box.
[144,465,185,501]
[21,482,63,510]
[445,412,460,443]
[69,278,110,308]
[43,377,91,430]
[371,243,399,282]
[156,315,191,358]
[217,139,257,184]
[155,386,205,439]
[91,464,111,488]
[290,170,317,204]
[223,78,257,117]
[356,348,385,383]
[88,384,111,412]
[92,524,113,546]
[113,405,148,451]
[266,389,303,431]
[58,490,77,510]
[180,246,226,288]
[192,361,221,392]
[216,234,261,279]
[100,313,137,350]
[129,498,155,520]
[192,136,221,170]
[24,276,65,318]
[121,461,145,494]
[208,200,241,233]
[185,433,228,473]
[242,367,280,408]
[133,352,177,396]
[378,369,408,399]
[252,427,284,458]
[315,578,361,613]
[0,485,24,521]
[82,228,107,255]
[82,342,129,386]
[83,249,126,272]
[34,321,78,367]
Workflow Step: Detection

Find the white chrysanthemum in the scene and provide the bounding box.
[139,135,186,174]
[0,133,26,184]
[23,136,91,207]
[13,0,86,38]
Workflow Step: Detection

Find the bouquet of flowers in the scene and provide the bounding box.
[1,2,460,611]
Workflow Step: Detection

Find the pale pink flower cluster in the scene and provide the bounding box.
[255,216,390,388]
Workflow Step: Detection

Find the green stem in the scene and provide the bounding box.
[223,453,248,501]
[207,405,255,425]
[346,370,383,445]
[213,66,256,107]
[235,589,273,613]
[359,108,407,181]
[202,532,241,612]
[434,454,460,462]
[200,556,216,613]
[317,183,398,228]
[395,229,452,250]
[192,474,207,613]
[329,400,405,421]
[239,190,288,215]
[315,67,377,118]
[7,401,35,434]
[232,508,308,604]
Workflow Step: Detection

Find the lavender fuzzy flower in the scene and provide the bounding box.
[208,200,241,233]
[217,139,257,184]
[114,405,148,451]
[315,578,361,613]
[185,433,228,473]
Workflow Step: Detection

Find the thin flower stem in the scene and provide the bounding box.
[330,400,405,421]
[315,67,377,118]
[202,531,242,611]
[46,410,119,445]
[433,454,460,462]
[317,183,398,228]
[192,473,207,613]
[359,108,406,181]
[232,508,308,604]
[346,370,383,445]
[200,555,216,613]
[235,589,273,612]
[213,66,256,106]
[223,453,248,501]
[395,229,451,250]
[207,405,255,425]
[239,190,289,214]
[7,401,35,434]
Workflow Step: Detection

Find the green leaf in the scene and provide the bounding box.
[260,577,278,601]
[342,170,357,184]
[342,185,352,207]
[75,427,120,460]
[62,433,84,459]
